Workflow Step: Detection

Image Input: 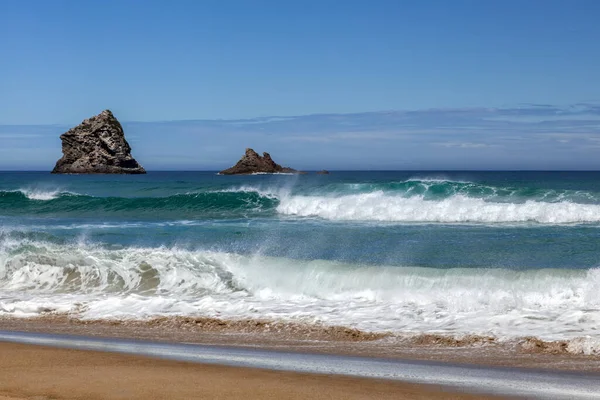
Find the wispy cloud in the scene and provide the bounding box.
[2,103,600,170]
[434,142,495,149]
[280,131,403,143]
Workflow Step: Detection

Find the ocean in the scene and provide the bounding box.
[1,171,600,351]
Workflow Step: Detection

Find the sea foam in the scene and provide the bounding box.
[2,237,600,352]
[276,192,600,224]
[3,178,600,224]
[18,188,63,201]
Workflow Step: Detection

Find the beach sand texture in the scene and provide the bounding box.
[0,342,509,400]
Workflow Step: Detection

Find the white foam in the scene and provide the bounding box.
[566,337,600,355]
[14,187,77,201]
[2,238,600,352]
[276,192,600,224]
[21,189,62,201]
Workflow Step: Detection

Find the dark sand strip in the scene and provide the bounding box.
[2,316,600,372]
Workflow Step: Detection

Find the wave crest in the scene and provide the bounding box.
[2,178,600,224]
[277,192,600,224]
[2,238,600,344]
[0,189,277,218]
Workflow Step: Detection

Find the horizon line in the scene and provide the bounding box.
[3,169,600,173]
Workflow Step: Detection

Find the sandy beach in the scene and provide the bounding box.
[1,317,600,398]
[0,341,509,400]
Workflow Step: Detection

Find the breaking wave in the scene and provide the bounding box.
[2,236,600,353]
[0,189,278,218]
[2,178,600,223]
[276,178,600,224]
[276,192,600,224]
[18,188,64,201]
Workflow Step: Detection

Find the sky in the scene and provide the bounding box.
[1,0,600,170]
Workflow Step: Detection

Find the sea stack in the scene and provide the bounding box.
[316,170,330,175]
[51,110,146,174]
[219,148,300,175]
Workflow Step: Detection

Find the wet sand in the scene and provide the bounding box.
[0,342,506,400]
[1,315,599,373]
[2,315,600,399]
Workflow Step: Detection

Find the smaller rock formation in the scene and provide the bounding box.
[52,110,146,174]
[219,148,300,175]
[316,170,330,175]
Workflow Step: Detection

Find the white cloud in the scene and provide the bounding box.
[279,131,405,143]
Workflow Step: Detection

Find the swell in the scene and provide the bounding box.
[0,189,278,218]
[334,179,599,203]
[3,178,600,224]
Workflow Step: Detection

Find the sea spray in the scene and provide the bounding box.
[3,171,600,353]
[3,178,600,223]
[2,237,600,345]
[276,192,600,223]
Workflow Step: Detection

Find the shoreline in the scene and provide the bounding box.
[0,341,508,400]
[2,330,600,399]
[1,315,600,373]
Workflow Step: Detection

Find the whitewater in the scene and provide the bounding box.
[2,171,600,353]
[4,178,600,224]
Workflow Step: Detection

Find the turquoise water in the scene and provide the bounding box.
[1,171,600,348]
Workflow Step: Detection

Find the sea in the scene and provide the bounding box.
[1,171,600,352]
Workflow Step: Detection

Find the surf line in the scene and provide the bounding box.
[0,330,598,399]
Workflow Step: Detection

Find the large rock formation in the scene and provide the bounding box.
[52,110,146,174]
[219,148,300,175]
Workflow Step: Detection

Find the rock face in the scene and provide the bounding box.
[52,110,146,174]
[219,148,299,175]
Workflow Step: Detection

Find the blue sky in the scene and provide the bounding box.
[1,0,600,170]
